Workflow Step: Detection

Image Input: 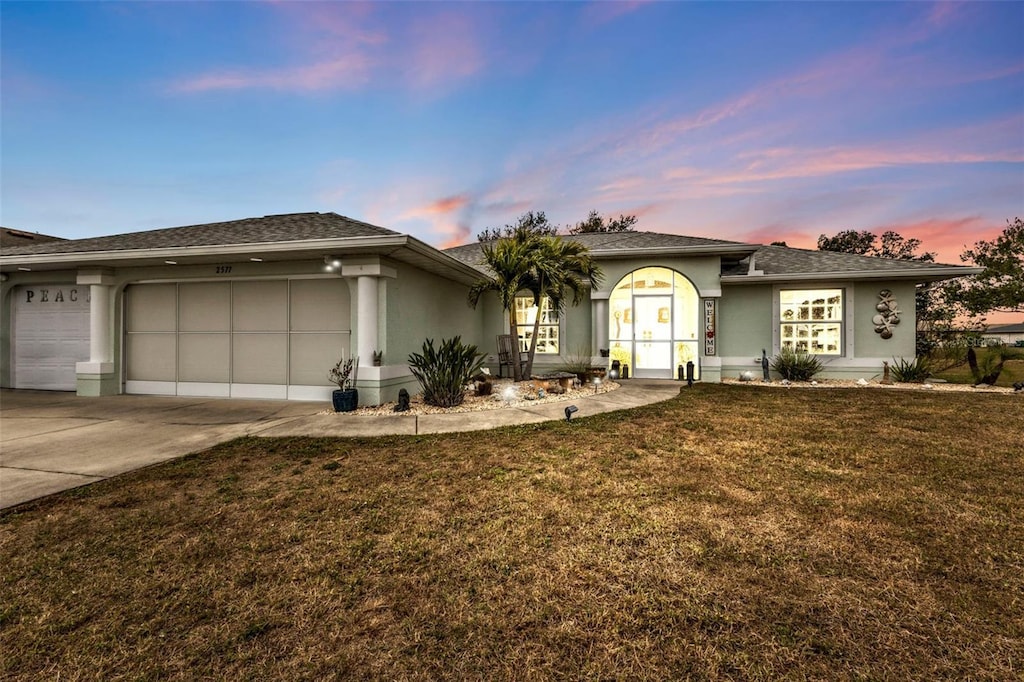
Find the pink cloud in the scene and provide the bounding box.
[581,0,651,28]
[404,13,486,91]
[169,3,492,96]
[173,55,372,93]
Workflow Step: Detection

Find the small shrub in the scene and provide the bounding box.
[559,345,592,376]
[927,340,968,373]
[968,346,1006,385]
[408,337,485,407]
[771,347,823,381]
[476,380,493,396]
[890,356,931,383]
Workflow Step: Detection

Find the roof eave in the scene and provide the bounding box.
[721,266,984,285]
[0,235,413,271]
[590,243,761,259]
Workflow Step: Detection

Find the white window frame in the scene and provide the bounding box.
[773,285,852,357]
[514,295,560,355]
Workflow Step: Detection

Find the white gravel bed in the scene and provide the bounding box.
[721,378,1019,393]
[321,378,621,416]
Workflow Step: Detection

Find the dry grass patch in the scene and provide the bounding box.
[2,386,1022,680]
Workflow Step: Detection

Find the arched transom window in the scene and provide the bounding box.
[608,267,700,379]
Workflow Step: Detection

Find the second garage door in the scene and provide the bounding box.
[12,284,90,391]
[125,279,350,399]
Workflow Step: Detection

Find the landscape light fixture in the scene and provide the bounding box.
[593,377,602,392]
[564,405,579,422]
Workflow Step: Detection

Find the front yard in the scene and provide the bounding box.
[1,385,1021,680]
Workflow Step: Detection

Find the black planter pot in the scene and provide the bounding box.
[332,388,358,412]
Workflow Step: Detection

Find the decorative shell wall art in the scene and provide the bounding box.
[873,289,901,339]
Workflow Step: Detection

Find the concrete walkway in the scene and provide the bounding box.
[0,380,680,509]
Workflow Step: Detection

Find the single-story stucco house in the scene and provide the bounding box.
[0,212,983,405]
[980,322,1024,346]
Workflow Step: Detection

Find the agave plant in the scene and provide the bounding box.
[770,347,824,381]
[408,337,486,407]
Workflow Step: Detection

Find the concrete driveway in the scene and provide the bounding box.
[0,390,323,509]
[1,380,681,510]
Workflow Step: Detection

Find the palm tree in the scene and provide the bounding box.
[468,228,602,381]
[467,231,540,381]
[521,236,602,377]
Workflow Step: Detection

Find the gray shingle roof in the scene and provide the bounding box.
[721,244,966,276]
[985,322,1024,333]
[0,212,399,256]
[1,227,66,249]
[444,231,753,266]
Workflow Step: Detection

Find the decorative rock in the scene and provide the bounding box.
[394,388,411,412]
[739,371,755,382]
[856,378,869,386]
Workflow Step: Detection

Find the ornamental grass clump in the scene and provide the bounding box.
[408,336,486,407]
[770,347,823,381]
[891,356,931,383]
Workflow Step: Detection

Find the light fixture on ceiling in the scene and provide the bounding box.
[164,260,177,265]
[17,267,31,271]
[250,257,264,262]
[323,255,342,272]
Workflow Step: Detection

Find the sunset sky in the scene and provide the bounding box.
[3,2,1022,277]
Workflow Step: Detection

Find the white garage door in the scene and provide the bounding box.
[12,285,90,391]
[124,279,350,400]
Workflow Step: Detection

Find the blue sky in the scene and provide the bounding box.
[3,1,1022,267]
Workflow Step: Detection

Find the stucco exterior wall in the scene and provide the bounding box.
[717,284,774,377]
[380,261,484,403]
[717,279,918,381]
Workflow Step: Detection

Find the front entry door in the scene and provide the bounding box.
[632,295,673,378]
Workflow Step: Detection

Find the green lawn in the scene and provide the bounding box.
[2,386,1022,680]
[931,346,1024,387]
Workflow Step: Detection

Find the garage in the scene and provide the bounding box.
[124,278,350,399]
[12,284,90,390]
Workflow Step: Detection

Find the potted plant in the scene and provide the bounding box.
[328,355,359,412]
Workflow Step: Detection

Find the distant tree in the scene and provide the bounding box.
[945,218,1024,316]
[817,229,935,262]
[477,211,559,242]
[770,241,788,247]
[568,210,638,235]
[818,229,945,355]
[816,230,876,256]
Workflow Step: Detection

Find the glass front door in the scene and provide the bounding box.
[633,295,672,377]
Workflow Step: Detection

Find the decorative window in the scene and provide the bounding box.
[515,296,559,354]
[779,289,843,355]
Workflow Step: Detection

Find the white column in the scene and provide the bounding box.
[90,284,111,364]
[76,270,115,374]
[356,275,378,367]
[593,298,609,355]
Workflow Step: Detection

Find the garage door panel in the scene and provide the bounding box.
[290,333,349,386]
[291,279,350,332]
[232,334,287,384]
[233,281,287,331]
[126,284,176,332]
[179,283,229,332]
[127,334,177,382]
[178,333,230,382]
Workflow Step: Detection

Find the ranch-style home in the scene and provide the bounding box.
[0,212,982,405]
